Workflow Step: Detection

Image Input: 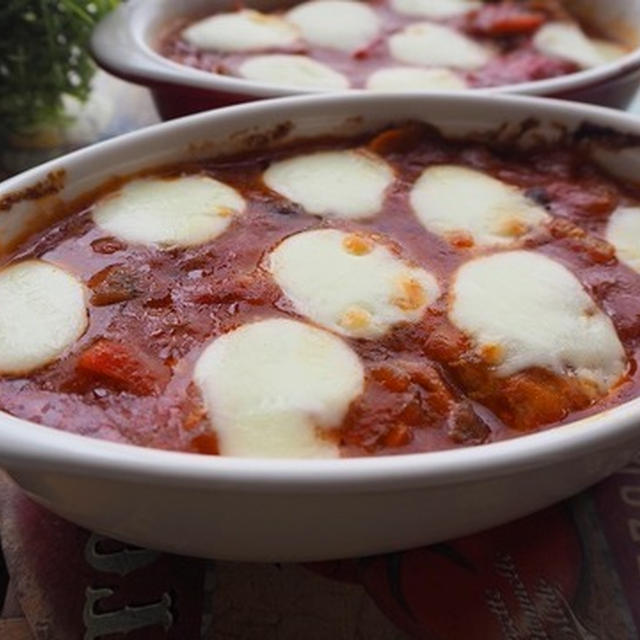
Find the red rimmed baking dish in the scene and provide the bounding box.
[91,0,640,119]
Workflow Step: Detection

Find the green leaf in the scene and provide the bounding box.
[0,0,120,142]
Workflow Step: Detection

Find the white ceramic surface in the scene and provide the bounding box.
[91,0,640,118]
[1,93,640,561]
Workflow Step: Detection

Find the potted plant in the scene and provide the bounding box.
[0,1,120,174]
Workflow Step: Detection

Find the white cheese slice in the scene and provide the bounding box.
[286,1,380,53]
[194,318,364,458]
[92,176,245,249]
[367,67,468,91]
[591,147,640,185]
[410,165,549,247]
[591,38,628,63]
[391,0,480,18]
[606,206,640,273]
[389,22,492,70]
[182,10,299,52]
[533,22,605,69]
[238,54,349,89]
[263,149,393,219]
[269,229,440,338]
[0,260,87,375]
[449,250,626,391]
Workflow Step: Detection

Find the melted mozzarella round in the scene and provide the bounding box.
[238,54,349,88]
[450,251,626,391]
[391,0,480,18]
[366,67,467,91]
[182,10,299,52]
[533,22,606,69]
[263,149,393,219]
[286,1,380,53]
[410,165,549,247]
[591,38,628,63]
[194,318,364,458]
[389,22,491,70]
[92,176,245,249]
[269,229,440,338]
[0,260,87,375]
[607,206,640,273]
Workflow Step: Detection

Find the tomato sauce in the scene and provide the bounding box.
[2,123,640,457]
[157,0,615,89]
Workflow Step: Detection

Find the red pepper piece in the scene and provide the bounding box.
[77,340,169,396]
[466,4,546,36]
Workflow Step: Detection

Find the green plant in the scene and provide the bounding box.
[0,0,119,142]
